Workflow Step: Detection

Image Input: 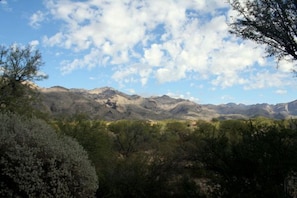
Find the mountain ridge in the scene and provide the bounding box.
[38,86,297,120]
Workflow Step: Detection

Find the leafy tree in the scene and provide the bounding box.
[187,119,297,197]
[194,120,217,137]
[53,115,113,170]
[0,112,98,197]
[164,121,191,139]
[108,120,155,157]
[228,0,297,62]
[0,44,48,114]
[52,114,115,197]
[159,121,192,153]
[219,120,248,144]
[105,120,202,197]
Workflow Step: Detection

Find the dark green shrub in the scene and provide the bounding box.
[0,113,98,197]
[52,115,115,196]
[187,120,297,197]
[108,120,155,157]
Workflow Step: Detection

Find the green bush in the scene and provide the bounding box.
[0,113,98,197]
[187,120,297,197]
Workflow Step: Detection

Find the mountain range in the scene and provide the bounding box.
[38,86,297,120]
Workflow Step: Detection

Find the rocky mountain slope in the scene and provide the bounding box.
[38,86,297,120]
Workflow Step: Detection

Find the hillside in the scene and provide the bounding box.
[38,86,297,120]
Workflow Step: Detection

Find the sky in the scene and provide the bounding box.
[0,0,296,105]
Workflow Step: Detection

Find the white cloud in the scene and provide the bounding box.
[29,10,46,29]
[61,48,102,74]
[143,44,164,66]
[112,65,138,84]
[0,0,11,12]
[0,0,7,5]
[278,59,296,73]
[221,95,235,101]
[29,40,39,47]
[43,32,65,47]
[155,64,187,83]
[275,89,287,95]
[29,40,39,50]
[111,63,153,86]
[167,91,200,103]
[41,0,292,90]
[244,70,292,90]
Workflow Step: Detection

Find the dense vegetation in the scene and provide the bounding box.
[1,35,297,197]
[0,44,48,116]
[2,98,297,197]
[51,116,297,197]
[0,113,98,197]
[0,44,100,197]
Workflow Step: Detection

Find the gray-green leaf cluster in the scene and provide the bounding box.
[0,113,98,197]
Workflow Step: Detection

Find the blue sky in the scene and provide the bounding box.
[1,0,296,105]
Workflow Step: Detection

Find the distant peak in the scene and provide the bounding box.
[50,85,66,89]
[89,87,117,95]
[44,86,69,92]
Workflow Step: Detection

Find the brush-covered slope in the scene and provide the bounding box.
[39,86,202,120]
[38,86,297,120]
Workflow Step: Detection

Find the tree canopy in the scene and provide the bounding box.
[0,44,48,114]
[0,44,47,82]
[229,0,297,62]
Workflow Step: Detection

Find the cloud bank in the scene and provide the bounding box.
[34,0,294,89]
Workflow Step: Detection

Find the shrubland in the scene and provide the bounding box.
[51,116,297,197]
[2,97,297,197]
[1,43,297,197]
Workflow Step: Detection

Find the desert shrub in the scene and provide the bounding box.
[0,112,98,197]
[186,120,297,197]
[108,120,155,157]
[52,115,115,197]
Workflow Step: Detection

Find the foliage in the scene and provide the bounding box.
[108,120,158,157]
[229,0,297,62]
[50,117,297,197]
[52,114,115,196]
[0,44,48,115]
[187,119,297,197]
[0,112,98,197]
